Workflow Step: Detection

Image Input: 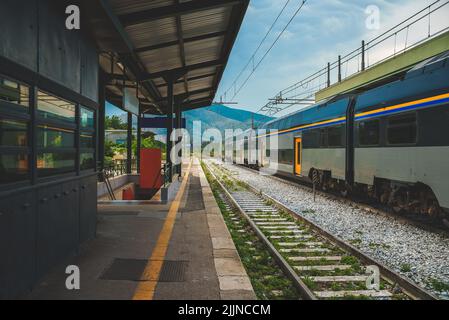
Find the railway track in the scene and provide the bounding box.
[238,164,449,235]
[203,160,438,300]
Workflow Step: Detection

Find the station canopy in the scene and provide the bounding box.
[83,0,249,115]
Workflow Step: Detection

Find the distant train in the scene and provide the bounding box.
[229,51,449,226]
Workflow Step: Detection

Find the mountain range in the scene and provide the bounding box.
[184,104,273,134]
[116,105,274,143]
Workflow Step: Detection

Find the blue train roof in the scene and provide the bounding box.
[262,50,449,131]
[262,97,349,131]
[355,50,449,112]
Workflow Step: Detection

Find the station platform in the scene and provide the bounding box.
[24,159,255,300]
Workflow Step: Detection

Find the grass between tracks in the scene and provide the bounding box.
[202,162,301,300]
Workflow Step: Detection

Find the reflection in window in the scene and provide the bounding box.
[80,132,94,148]
[319,129,327,147]
[0,154,29,184]
[387,113,417,145]
[328,126,343,147]
[359,120,380,146]
[37,126,74,148]
[0,75,29,108]
[37,153,75,177]
[37,91,75,123]
[80,106,94,129]
[80,153,94,170]
[0,119,28,147]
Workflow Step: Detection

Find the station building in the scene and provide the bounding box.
[0,0,248,299]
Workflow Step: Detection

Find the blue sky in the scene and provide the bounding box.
[216,0,448,116]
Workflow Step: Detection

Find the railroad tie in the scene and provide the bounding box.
[294,265,352,271]
[314,290,393,299]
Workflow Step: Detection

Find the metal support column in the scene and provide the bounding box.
[327,62,331,87]
[361,40,366,71]
[98,75,106,173]
[338,55,342,82]
[166,78,174,183]
[127,112,132,174]
[175,104,182,175]
[136,107,142,174]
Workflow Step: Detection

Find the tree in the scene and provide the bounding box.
[105,115,127,130]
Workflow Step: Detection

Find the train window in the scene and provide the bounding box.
[387,113,417,145]
[328,126,343,147]
[359,120,380,146]
[319,128,328,147]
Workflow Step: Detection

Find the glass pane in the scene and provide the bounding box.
[37,90,75,123]
[328,126,343,147]
[37,153,75,177]
[0,119,28,147]
[80,131,94,148]
[359,120,380,146]
[80,106,94,129]
[80,153,94,170]
[37,125,74,148]
[387,113,417,145]
[0,75,29,107]
[0,154,29,184]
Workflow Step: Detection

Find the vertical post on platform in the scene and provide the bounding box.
[338,55,342,83]
[361,40,366,71]
[127,112,132,174]
[98,74,106,173]
[175,104,183,176]
[166,77,174,183]
[137,106,142,174]
[327,62,331,87]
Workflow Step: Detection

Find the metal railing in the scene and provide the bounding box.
[101,159,137,178]
[260,0,449,116]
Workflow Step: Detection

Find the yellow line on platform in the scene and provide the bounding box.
[132,161,192,300]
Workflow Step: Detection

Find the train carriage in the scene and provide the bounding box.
[237,51,449,224]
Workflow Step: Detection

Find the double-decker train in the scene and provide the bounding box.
[229,51,449,226]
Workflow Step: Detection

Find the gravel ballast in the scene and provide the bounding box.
[212,161,449,299]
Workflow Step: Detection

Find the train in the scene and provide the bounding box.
[226,50,449,227]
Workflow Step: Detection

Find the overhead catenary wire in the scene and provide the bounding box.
[220,0,308,102]
[259,0,449,117]
[224,0,292,97]
[231,0,308,101]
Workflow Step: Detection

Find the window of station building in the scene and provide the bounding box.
[0,75,29,109]
[80,106,94,129]
[0,75,30,185]
[359,120,380,146]
[0,154,29,184]
[387,112,417,145]
[80,132,95,149]
[0,119,28,147]
[80,153,94,170]
[37,125,75,148]
[37,153,75,177]
[37,90,75,123]
[328,125,344,147]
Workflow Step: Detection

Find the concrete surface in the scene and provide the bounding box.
[22,159,255,300]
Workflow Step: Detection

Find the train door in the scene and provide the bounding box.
[294,137,302,175]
